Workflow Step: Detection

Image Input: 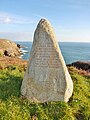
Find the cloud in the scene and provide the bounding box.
[0,12,36,24]
[5,17,11,24]
[0,28,90,42]
[54,25,90,42]
[0,31,33,41]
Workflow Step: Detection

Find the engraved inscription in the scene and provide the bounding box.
[33,45,61,68]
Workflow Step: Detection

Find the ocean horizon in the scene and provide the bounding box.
[16,41,90,64]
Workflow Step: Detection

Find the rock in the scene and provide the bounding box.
[4,50,10,56]
[17,44,21,48]
[68,61,90,72]
[21,19,73,102]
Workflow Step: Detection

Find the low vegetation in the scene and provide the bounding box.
[0,66,90,120]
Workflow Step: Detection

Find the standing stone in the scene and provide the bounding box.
[21,19,73,102]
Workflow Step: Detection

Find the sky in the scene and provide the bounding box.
[0,0,90,42]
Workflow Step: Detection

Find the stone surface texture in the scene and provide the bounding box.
[21,19,73,102]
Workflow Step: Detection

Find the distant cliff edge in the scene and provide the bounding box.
[67,61,90,76]
[68,61,90,72]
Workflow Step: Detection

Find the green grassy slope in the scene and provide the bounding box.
[0,66,90,120]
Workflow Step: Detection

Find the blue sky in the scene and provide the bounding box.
[0,0,90,42]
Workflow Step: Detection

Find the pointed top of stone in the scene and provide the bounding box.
[37,18,54,32]
[38,18,51,26]
[34,18,58,49]
[39,18,53,27]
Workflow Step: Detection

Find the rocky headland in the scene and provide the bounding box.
[0,39,21,57]
[68,61,90,71]
[67,61,90,76]
[0,39,27,70]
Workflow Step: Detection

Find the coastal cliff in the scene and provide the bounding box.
[68,61,90,71]
[67,61,90,76]
[0,39,27,70]
[0,39,21,57]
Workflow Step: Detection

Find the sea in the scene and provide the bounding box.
[16,41,90,64]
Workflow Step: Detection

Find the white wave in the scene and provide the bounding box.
[21,49,28,53]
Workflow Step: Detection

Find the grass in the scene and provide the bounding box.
[0,66,90,120]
